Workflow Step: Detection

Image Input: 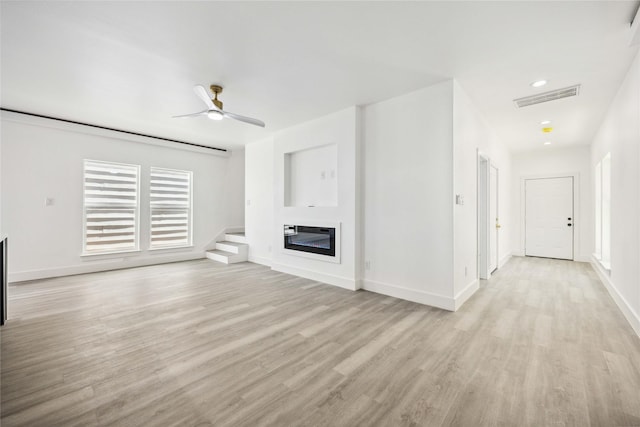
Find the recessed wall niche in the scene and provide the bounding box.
[284,144,338,207]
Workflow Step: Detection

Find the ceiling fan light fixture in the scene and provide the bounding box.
[207,110,224,120]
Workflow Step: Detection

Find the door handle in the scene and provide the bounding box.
[567,223,572,227]
[496,224,501,229]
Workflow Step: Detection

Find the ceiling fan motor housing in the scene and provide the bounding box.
[210,85,223,110]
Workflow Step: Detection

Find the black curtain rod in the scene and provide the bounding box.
[0,107,227,153]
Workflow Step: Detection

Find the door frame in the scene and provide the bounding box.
[477,150,491,280]
[520,172,580,261]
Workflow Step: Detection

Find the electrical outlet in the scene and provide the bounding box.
[465,266,468,277]
[246,199,251,206]
[45,198,54,206]
[365,261,371,270]
[320,171,326,180]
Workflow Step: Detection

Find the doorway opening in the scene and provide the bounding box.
[478,153,499,279]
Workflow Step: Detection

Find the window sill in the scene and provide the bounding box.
[148,245,194,252]
[81,249,141,258]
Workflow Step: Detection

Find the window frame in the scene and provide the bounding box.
[82,159,141,256]
[594,152,611,271]
[148,167,193,250]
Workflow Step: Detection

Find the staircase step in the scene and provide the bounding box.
[225,232,247,244]
[215,241,248,255]
[206,249,247,265]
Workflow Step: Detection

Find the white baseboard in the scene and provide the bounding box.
[498,252,512,269]
[271,262,358,291]
[512,249,525,257]
[361,279,454,311]
[590,256,640,338]
[454,279,479,311]
[574,255,591,263]
[248,255,272,267]
[9,252,206,283]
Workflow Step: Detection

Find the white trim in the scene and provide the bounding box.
[590,256,640,338]
[519,172,580,261]
[361,279,455,311]
[454,279,479,311]
[81,249,141,258]
[271,262,356,291]
[1,110,229,157]
[477,150,491,280]
[498,251,512,269]
[248,255,272,267]
[9,252,206,283]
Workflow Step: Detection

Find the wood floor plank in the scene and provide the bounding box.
[1,257,639,426]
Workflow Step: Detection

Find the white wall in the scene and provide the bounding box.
[590,50,640,336]
[245,80,512,311]
[452,81,511,305]
[272,107,361,290]
[225,149,246,227]
[510,146,592,262]
[245,138,275,266]
[1,112,243,282]
[361,81,455,309]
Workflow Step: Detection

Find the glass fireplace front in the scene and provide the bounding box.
[284,225,336,257]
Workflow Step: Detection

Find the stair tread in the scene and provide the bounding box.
[217,241,248,247]
[226,232,245,236]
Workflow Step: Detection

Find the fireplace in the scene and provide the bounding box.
[284,225,336,257]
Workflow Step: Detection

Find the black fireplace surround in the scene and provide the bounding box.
[284,225,336,257]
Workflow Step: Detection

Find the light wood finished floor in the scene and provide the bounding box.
[1,257,640,426]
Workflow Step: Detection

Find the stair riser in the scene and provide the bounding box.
[206,251,248,264]
[225,234,247,244]
[215,242,248,255]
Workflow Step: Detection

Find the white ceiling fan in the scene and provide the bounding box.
[174,84,265,128]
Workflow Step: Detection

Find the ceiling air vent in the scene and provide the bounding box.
[513,84,581,108]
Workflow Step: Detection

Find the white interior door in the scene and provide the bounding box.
[489,165,498,272]
[525,177,574,260]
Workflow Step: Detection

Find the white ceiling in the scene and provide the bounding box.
[1,1,639,151]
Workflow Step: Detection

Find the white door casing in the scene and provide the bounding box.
[525,177,574,260]
[489,165,499,272]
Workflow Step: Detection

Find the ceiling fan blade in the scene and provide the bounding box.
[222,111,265,128]
[172,110,208,118]
[193,85,215,110]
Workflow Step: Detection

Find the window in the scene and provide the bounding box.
[594,153,611,270]
[83,160,140,255]
[150,167,192,249]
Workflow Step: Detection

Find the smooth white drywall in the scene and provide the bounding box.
[510,146,592,262]
[225,149,246,227]
[285,144,338,207]
[362,81,454,307]
[273,107,360,290]
[1,112,242,282]
[452,81,511,301]
[245,138,275,266]
[590,50,640,336]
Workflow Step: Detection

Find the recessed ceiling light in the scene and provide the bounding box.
[531,80,547,88]
[544,141,552,145]
[542,127,553,133]
[540,120,551,125]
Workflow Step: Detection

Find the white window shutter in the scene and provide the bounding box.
[83,160,139,254]
[150,168,192,248]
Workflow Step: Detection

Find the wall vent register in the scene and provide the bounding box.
[284,225,335,257]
